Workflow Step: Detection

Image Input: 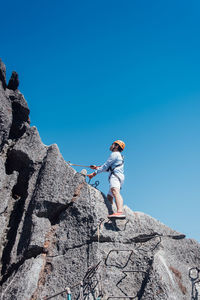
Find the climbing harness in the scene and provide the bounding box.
[107,154,124,185]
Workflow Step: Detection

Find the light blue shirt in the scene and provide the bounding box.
[95,151,124,177]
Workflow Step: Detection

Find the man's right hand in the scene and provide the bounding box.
[90,165,98,170]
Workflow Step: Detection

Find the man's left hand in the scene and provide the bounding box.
[87,172,96,179]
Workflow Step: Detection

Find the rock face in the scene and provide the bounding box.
[0,59,200,300]
[0,59,7,90]
[7,71,20,91]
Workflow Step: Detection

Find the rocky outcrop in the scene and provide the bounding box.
[0,59,200,300]
[7,71,19,91]
[0,59,6,90]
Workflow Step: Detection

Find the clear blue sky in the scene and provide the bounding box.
[1,0,200,241]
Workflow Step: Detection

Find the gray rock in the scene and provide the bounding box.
[0,59,6,90]
[6,89,30,140]
[7,71,19,91]
[0,60,200,300]
[0,255,44,300]
[0,87,12,151]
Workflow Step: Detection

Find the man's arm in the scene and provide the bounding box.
[88,152,117,179]
[94,152,117,174]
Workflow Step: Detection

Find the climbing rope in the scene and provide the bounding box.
[87,177,100,189]
[86,180,105,299]
[79,281,84,300]
[95,219,105,299]
[97,218,105,244]
[43,283,80,300]
[66,288,71,300]
[43,262,101,300]
[65,159,102,189]
[66,161,94,168]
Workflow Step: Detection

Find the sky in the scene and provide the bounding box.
[1,0,200,242]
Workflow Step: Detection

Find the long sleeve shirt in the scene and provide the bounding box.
[95,151,124,177]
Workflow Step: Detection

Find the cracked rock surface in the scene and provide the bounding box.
[0,60,200,300]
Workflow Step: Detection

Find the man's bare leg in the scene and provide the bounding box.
[111,187,123,213]
[107,194,113,205]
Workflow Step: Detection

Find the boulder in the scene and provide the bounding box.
[0,59,200,300]
[0,59,7,90]
[7,71,19,91]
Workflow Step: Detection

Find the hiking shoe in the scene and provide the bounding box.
[108,212,126,219]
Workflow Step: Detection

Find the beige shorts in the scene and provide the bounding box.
[108,174,124,197]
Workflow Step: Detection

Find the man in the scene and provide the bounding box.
[88,140,125,219]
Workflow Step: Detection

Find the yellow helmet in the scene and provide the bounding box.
[114,140,125,150]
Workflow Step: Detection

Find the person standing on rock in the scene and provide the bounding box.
[88,140,125,219]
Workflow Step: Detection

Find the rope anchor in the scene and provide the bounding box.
[66,161,100,188]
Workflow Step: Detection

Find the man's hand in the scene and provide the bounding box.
[87,172,97,179]
[90,165,99,170]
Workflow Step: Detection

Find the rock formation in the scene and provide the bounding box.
[0,59,200,300]
[0,59,6,90]
[7,71,19,91]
